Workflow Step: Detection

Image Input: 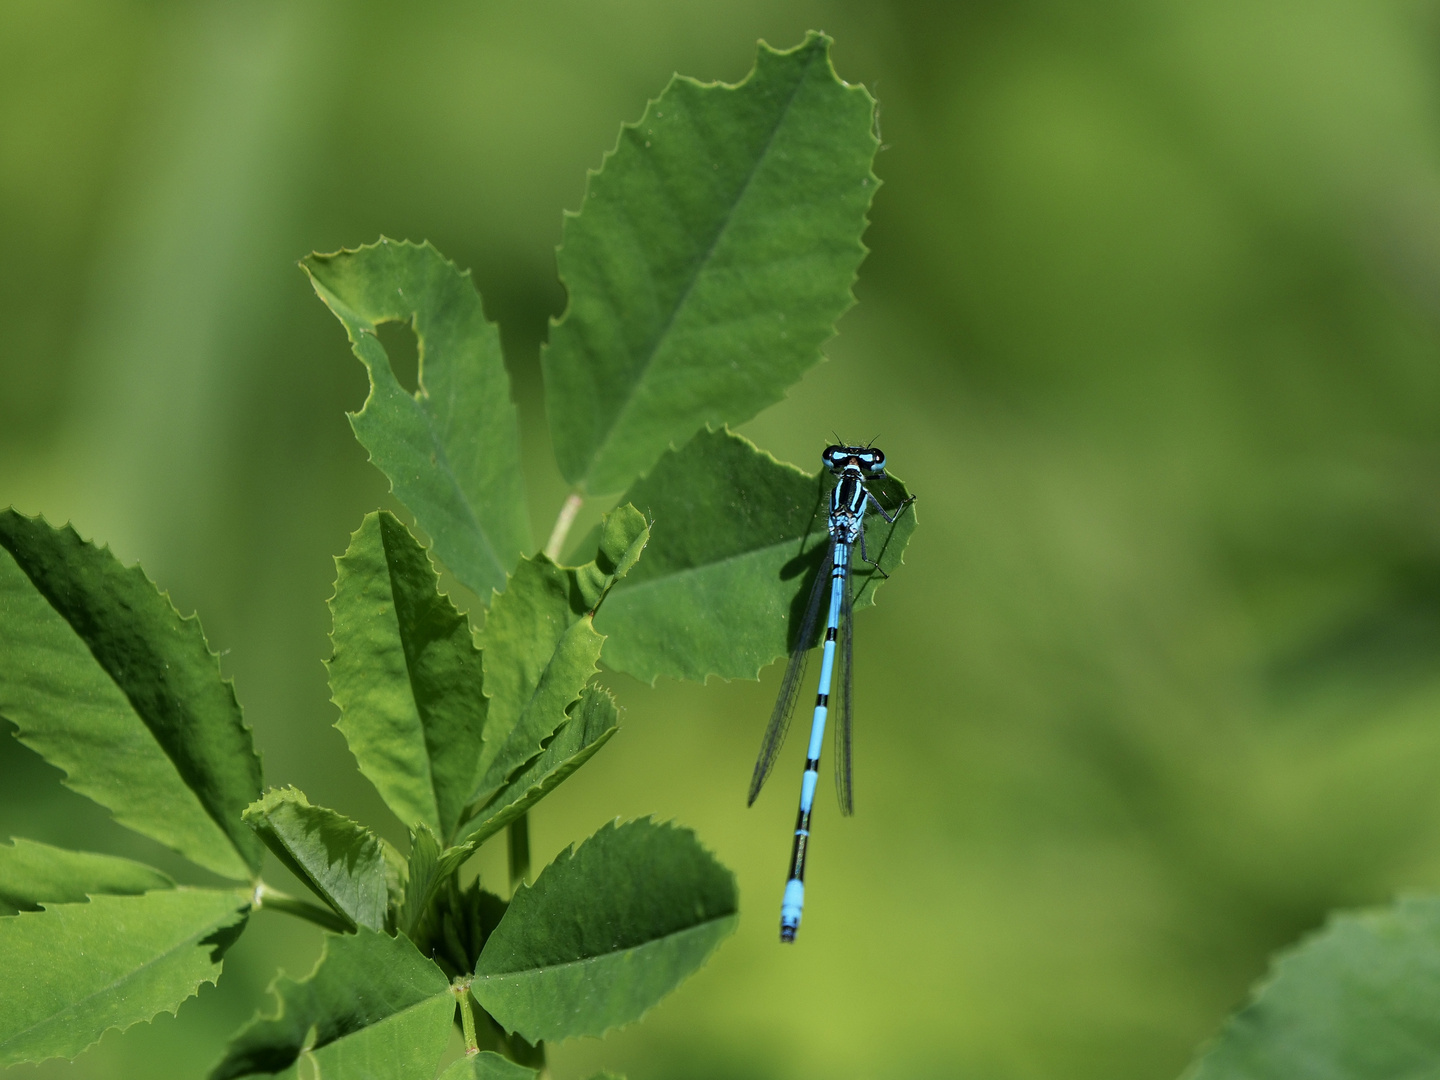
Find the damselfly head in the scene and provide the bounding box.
[823,444,886,476]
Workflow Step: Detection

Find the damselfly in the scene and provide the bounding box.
[748,443,913,943]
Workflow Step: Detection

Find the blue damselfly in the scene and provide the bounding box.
[748,443,913,942]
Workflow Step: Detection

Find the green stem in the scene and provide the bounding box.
[508,812,531,891]
[252,881,353,934]
[544,493,583,560]
[453,979,480,1055]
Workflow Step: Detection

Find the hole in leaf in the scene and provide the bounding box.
[376,319,420,395]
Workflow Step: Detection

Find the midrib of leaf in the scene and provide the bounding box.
[617,537,824,600]
[516,636,583,728]
[614,487,906,604]
[113,681,231,848]
[19,571,244,864]
[483,623,597,790]
[409,386,504,587]
[3,898,241,1047]
[382,536,442,829]
[582,47,821,483]
[475,914,737,982]
[306,988,449,1056]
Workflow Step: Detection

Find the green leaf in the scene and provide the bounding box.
[398,823,499,948]
[572,504,651,612]
[593,428,916,683]
[598,504,650,580]
[329,511,486,841]
[210,927,453,1080]
[472,818,738,1043]
[543,31,880,495]
[1185,895,1440,1080]
[476,619,603,807]
[397,821,445,939]
[438,1052,538,1080]
[0,888,250,1067]
[0,510,263,880]
[473,556,604,807]
[304,240,531,599]
[0,837,173,913]
[455,685,620,850]
[469,512,641,811]
[243,787,388,932]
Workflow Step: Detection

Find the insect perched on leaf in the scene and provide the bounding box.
[747,443,914,942]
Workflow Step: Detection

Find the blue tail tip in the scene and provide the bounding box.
[780,925,797,943]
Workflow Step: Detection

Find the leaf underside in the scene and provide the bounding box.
[543,31,880,495]
[304,240,531,600]
[0,837,174,914]
[472,818,738,1043]
[0,888,251,1067]
[209,927,452,1080]
[1186,894,1440,1080]
[329,510,486,842]
[243,787,389,932]
[594,428,916,683]
[0,510,263,880]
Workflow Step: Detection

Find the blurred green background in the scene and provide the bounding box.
[5,1,1440,1077]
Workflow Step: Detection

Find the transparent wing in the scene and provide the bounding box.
[834,547,855,816]
[748,541,834,806]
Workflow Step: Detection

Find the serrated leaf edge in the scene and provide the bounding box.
[1179,893,1440,1079]
[0,509,264,879]
[546,31,881,492]
[473,817,738,1042]
[0,889,250,1067]
[302,239,525,592]
[324,509,484,834]
[212,930,450,1079]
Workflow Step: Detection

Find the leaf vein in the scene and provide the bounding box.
[380,534,443,829]
[413,406,505,586]
[1,900,242,1050]
[585,46,822,479]
[474,913,736,981]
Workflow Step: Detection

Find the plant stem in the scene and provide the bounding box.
[252,881,353,934]
[453,979,480,1055]
[508,811,531,890]
[544,493,583,560]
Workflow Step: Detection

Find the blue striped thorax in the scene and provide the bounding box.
[823,444,886,543]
